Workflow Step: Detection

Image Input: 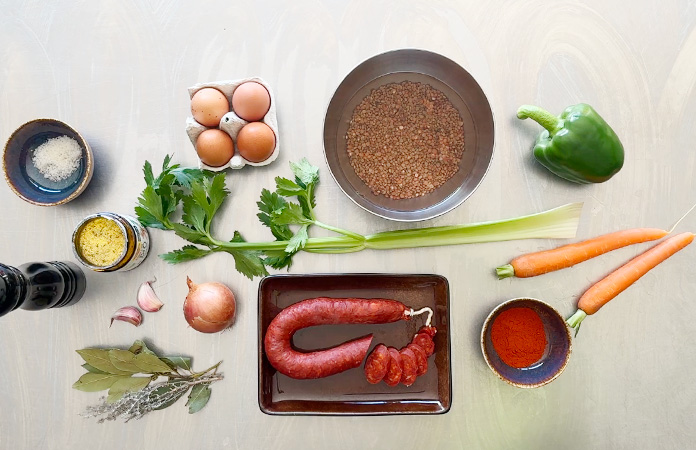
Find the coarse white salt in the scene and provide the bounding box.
[31,135,83,182]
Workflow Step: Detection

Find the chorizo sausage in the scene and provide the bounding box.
[383,347,403,386]
[364,344,390,384]
[399,348,418,386]
[412,333,435,357]
[407,343,428,376]
[418,325,437,338]
[264,298,410,379]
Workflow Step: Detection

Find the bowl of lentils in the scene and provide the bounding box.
[323,49,494,221]
[3,119,94,206]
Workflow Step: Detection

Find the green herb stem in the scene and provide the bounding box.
[208,203,581,253]
[191,361,222,379]
[362,203,583,250]
[312,221,366,242]
[208,235,362,252]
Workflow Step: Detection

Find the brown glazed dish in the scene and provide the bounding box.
[258,274,451,415]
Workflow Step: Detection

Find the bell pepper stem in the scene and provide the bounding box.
[517,105,564,135]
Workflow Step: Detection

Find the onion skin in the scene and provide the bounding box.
[184,277,236,333]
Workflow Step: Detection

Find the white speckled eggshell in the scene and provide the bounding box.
[186,77,279,171]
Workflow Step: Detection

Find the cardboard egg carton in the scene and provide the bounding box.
[186,77,279,171]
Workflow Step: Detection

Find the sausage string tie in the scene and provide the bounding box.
[405,307,433,327]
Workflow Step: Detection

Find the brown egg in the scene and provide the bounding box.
[191,88,229,127]
[196,129,234,167]
[232,82,271,121]
[236,122,276,163]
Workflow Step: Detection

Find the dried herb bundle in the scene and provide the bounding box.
[73,340,223,422]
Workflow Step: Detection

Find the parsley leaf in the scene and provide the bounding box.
[290,158,319,187]
[136,186,168,229]
[275,177,304,197]
[203,173,228,221]
[171,223,208,244]
[160,245,212,263]
[285,225,309,253]
[273,202,312,226]
[181,196,207,233]
[257,189,293,240]
[226,232,269,279]
[143,160,155,186]
[162,154,173,171]
[263,250,294,270]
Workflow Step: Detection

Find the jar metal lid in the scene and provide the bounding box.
[72,212,130,271]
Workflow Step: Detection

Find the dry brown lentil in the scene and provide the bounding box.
[345,81,465,199]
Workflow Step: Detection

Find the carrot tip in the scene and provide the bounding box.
[496,264,515,279]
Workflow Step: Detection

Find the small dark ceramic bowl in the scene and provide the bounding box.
[481,297,572,388]
[3,119,93,206]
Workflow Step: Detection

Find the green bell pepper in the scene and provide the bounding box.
[517,103,624,184]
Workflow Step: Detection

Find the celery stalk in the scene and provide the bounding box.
[363,203,583,250]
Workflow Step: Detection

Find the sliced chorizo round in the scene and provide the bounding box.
[412,333,435,357]
[383,347,403,386]
[417,325,437,338]
[407,343,428,376]
[364,344,390,384]
[399,348,418,386]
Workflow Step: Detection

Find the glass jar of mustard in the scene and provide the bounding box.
[72,212,150,272]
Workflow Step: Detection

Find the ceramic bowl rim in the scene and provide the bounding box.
[480,297,573,389]
[2,118,94,206]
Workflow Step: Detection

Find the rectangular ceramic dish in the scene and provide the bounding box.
[258,273,451,415]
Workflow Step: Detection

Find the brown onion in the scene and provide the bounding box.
[184,277,236,333]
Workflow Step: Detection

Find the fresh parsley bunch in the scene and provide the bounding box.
[135,156,364,279]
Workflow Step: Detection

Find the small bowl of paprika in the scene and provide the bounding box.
[480,297,572,388]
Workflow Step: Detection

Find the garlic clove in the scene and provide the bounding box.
[110,306,143,327]
[137,280,164,312]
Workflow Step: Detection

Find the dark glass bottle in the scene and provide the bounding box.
[0,261,86,318]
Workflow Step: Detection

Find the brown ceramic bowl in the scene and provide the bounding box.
[323,49,495,222]
[481,297,572,388]
[3,119,93,206]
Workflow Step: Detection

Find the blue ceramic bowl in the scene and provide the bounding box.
[3,119,93,206]
[481,297,572,388]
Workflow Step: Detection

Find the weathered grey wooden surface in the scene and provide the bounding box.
[1,0,695,448]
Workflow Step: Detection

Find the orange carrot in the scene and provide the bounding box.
[566,232,695,333]
[496,228,668,279]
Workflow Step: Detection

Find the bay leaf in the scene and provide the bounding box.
[72,373,128,392]
[186,384,211,414]
[106,376,151,403]
[160,356,192,371]
[151,384,188,410]
[108,349,141,373]
[133,352,172,374]
[128,339,158,356]
[82,363,107,374]
[106,390,125,404]
[76,349,132,375]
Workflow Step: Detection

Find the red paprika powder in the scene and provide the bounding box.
[490,307,547,368]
